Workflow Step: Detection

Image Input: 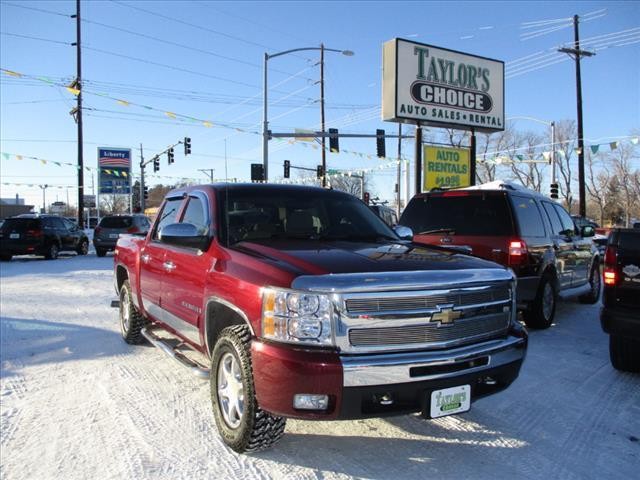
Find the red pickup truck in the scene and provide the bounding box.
[113,183,527,453]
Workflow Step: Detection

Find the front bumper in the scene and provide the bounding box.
[252,328,527,420]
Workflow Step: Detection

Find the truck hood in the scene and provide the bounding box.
[231,239,505,277]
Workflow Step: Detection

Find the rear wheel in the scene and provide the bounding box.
[44,243,59,260]
[579,260,601,304]
[96,248,107,257]
[119,279,146,344]
[610,335,640,373]
[211,325,286,453]
[523,274,557,329]
[76,239,89,256]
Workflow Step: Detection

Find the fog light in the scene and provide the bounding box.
[293,394,329,410]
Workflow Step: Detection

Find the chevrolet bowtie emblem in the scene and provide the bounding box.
[431,307,461,325]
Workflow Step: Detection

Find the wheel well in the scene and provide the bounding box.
[116,265,128,292]
[205,302,249,356]
[542,266,559,289]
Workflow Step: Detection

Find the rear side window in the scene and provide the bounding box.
[1,218,40,232]
[553,204,577,236]
[541,202,563,236]
[400,193,514,236]
[616,231,640,253]
[100,216,133,228]
[510,195,546,237]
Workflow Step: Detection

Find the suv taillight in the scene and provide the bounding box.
[26,229,42,238]
[604,245,617,286]
[94,226,102,236]
[508,239,528,266]
[127,226,139,233]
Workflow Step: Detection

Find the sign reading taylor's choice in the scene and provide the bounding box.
[382,38,504,132]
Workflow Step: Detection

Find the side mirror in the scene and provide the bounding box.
[393,225,413,241]
[160,222,211,250]
[581,225,595,238]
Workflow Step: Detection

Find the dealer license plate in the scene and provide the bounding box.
[9,233,19,239]
[430,385,471,418]
[109,234,119,239]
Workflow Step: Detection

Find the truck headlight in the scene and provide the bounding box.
[262,289,334,345]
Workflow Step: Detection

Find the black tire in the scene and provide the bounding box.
[579,260,601,304]
[0,253,12,261]
[610,335,640,373]
[77,239,89,256]
[119,279,146,344]
[96,248,107,257]
[211,325,286,453]
[44,243,59,260]
[523,273,557,329]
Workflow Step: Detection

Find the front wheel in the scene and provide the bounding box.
[211,325,286,453]
[96,248,107,257]
[523,274,557,329]
[119,279,146,344]
[579,260,601,304]
[77,239,89,255]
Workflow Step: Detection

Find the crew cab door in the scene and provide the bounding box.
[160,192,213,347]
[541,201,575,289]
[552,204,592,287]
[139,196,184,319]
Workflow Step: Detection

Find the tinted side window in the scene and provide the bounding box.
[511,195,546,237]
[553,204,577,236]
[50,217,65,229]
[181,196,208,234]
[62,218,77,231]
[152,198,183,240]
[542,202,563,236]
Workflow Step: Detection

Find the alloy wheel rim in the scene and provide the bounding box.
[217,352,244,429]
[592,268,601,296]
[542,283,554,320]
[120,289,130,333]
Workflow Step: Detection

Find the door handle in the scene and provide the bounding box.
[141,254,151,264]
[163,261,176,272]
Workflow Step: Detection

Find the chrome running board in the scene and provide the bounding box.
[141,327,210,378]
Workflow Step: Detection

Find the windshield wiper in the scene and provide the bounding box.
[417,228,456,235]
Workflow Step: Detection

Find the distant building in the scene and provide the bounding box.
[0,194,25,206]
[0,195,33,218]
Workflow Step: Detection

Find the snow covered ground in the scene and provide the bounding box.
[1,253,638,480]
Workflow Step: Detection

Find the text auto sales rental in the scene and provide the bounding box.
[382,38,504,190]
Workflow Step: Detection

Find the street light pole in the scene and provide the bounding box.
[263,45,353,183]
[40,184,49,214]
[320,44,327,187]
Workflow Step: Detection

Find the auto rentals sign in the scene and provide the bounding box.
[423,146,470,190]
[382,38,504,132]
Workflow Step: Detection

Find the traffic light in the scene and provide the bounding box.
[168,147,175,164]
[284,160,290,179]
[550,183,559,199]
[364,192,370,205]
[143,185,149,200]
[376,129,386,158]
[328,128,339,153]
[184,137,191,155]
[316,165,324,179]
[251,163,265,182]
[153,156,159,172]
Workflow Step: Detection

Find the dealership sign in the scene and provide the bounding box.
[423,146,470,190]
[382,38,504,132]
[98,147,131,194]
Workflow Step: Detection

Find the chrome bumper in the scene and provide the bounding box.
[341,335,526,387]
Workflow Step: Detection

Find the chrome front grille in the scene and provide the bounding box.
[345,287,510,315]
[337,284,513,353]
[348,313,509,347]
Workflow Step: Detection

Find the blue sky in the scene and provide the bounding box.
[1,0,638,209]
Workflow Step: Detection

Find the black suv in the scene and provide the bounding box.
[399,181,601,329]
[601,228,640,372]
[93,214,151,257]
[0,214,89,260]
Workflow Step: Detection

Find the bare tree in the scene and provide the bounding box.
[585,152,610,225]
[100,194,129,214]
[554,120,577,212]
[328,174,372,200]
[610,142,640,226]
[508,130,545,191]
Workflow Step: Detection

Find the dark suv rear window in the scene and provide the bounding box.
[400,193,514,236]
[616,231,640,253]
[99,216,133,228]
[1,218,41,232]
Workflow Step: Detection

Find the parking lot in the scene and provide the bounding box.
[1,253,638,480]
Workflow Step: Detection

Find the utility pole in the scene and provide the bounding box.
[396,123,402,216]
[559,14,595,217]
[198,169,215,182]
[320,43,327,188]
[139,143,145,212]
[72,0,84,227]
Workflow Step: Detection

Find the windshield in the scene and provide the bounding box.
[218,189,397,246]
[400,193,514,236]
